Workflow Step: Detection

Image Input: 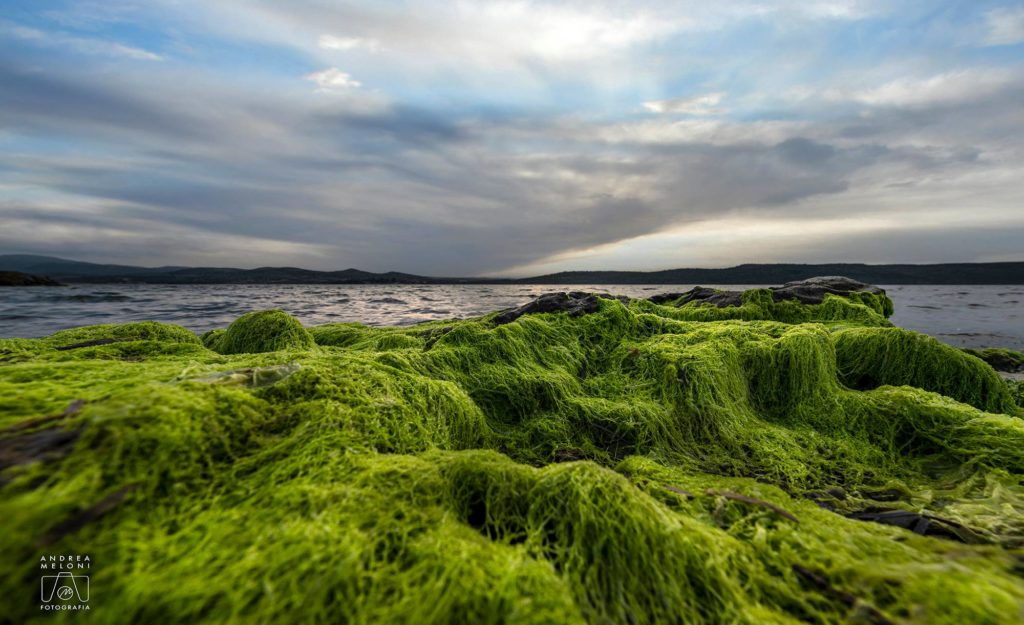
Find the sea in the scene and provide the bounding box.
[1,284,1022,351]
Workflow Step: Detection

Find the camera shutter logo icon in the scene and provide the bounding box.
[40,571,89,603]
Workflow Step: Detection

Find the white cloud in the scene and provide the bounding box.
[490,4,683,61]
[597,118,809,145]
[643,92,726,115]
[319,34,380,52]
[0,20,162,60]
[824,70,1014,108]
[305,67,361,91]
[983,6,1024,46]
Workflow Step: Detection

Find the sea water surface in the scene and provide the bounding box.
[1,284,1021,350]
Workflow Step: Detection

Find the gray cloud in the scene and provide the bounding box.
[0,63,206,141]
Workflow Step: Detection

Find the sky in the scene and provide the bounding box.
[1,1,1023,277]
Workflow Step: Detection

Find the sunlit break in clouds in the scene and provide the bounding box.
[1,1,1023,276]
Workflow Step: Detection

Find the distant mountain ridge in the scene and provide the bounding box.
[524,262,1024,285]
[0,254,486,284]
[1,254,1022,285]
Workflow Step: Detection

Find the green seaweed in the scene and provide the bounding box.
[215,309,315,354]
[200,328,226,350]
[2,286,1024,624]
[964,347,1024,373]
[834,326,1018,414]
[1009,380,1024,409]
[641,288,894,326]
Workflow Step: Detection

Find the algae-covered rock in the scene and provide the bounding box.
[835,326,1017,414]
[964,347,1024,373]
[214,309,314,354]
[650,276,894,319]
[493,291,629,325]
[47,321,201,349]
[3,282,1024,625]
[200,328,226,350]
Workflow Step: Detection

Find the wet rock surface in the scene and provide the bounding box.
[493,291,628,325]
[649,286,743,307]
[770,275,885,304]
[847,509,985,544]
[649,276,886,308]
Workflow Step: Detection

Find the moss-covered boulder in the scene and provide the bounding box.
[214,309,314,354]
[964,347,1024,373]
[46,321,200,349]
[835,326,1017,414]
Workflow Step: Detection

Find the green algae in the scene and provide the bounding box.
[2,288,1024,624]
[834,327,1018,414]
[200,328,226,350]
[45,320,203,348]
[964,347,1024,373]
[643,288,894,326]
[215,309,314,354]
[1010,380,1024,409]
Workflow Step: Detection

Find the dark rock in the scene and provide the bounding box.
[0,426,81,471]
[769,276,885,305]
[847,508,985,543]
[826,487,848,500]
[55,338,123,351]
[493,292,627,325]
[859,487,905,502]
[649,287,743,307]
[647,291,687,305]
[0,271,63,286]
[648,276,884,308]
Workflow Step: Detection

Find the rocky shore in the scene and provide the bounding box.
[2,277,1023,624]
[0,271,63,287]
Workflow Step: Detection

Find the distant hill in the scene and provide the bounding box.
[523,263,1024,285]
[1,254,1021,285]
[0,254,181,278]
[0,255,489,285]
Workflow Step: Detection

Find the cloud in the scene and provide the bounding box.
[826,70,1015,108]
[643,92,726,115]
[983,6,1024,46]
[319,34,380,52]
[305,67,361,91]
[0,63,207,142]
[0,20,162,60]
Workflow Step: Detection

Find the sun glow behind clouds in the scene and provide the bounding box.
[643,92,727,115]
[496,215,903,277]
[305,67,361,91]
